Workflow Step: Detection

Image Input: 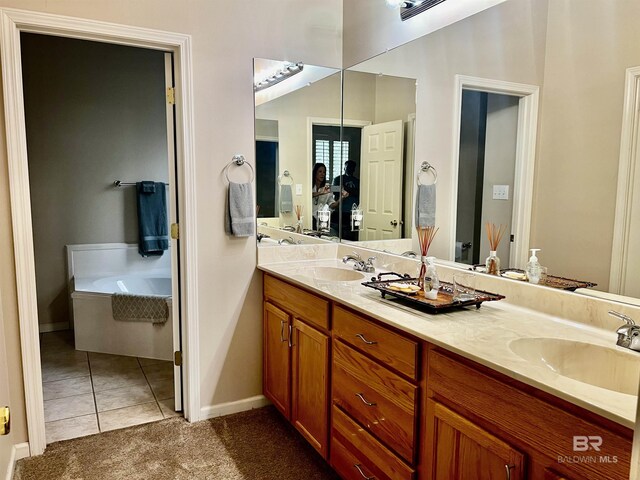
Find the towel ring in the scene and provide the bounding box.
[417,161,437,185]
[224,154,255,183]
[278,170,295,186]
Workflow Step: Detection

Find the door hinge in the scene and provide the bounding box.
[510,234,515,242]
[1,406,9,435]
[167,87,175,105]
[171,223,179,240]
[174,351,183,367]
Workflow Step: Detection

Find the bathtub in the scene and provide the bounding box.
[71,272,173,361]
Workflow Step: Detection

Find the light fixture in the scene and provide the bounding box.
[387,0,448,21]
[254,62,304,92]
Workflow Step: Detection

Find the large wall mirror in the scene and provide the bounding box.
[254,0,640,304]
[254,58,341,229]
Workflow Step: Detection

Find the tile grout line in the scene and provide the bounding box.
[138,357,166,419]
[86,352,102,433]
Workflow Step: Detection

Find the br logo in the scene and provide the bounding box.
[573,435,602,452]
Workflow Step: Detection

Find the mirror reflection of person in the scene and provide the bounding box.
[311,163,343,233]
[333,160,360,240]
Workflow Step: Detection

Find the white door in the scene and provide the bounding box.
[0,293,15,477]
[164,53,182,411]
[621,114,640,297]
[359,120,404,240]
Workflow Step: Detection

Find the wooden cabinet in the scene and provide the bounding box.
[424,347,632,480]
[263,302,290,417]
[291,318,329,456]
[262,273,633,480]
[263,275,330,458]
[331,305,419,478]
[425,399,525,480]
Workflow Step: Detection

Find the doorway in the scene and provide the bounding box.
[450,75,539,269]
[21,33,182,443]
[1,8,198,456]
[456,90,519,266]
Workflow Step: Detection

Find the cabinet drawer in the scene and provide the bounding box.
[264,274,329,330]
[333,305,418,379]
[331,405,415,480]
[333,340,417,463]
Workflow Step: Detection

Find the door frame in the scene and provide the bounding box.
[450,75,539,268]
[0,8,200,456]
[610,66,640,294]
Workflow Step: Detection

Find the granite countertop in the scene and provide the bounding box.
[258,257,639,429]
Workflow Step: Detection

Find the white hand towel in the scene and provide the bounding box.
[225,182,255,237]
[415,184,436,227]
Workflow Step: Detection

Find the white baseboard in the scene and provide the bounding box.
[200,395,270,421]
[38,322,70,333]
[5,442,29,480]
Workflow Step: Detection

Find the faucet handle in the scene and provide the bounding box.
[608,310,635,326]
[366,256,376,265]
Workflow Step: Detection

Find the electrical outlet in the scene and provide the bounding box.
[295,184,302,196]
[492,185,509,200]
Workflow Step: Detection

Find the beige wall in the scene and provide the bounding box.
[22,33,169,329]
[0,0,341,449]
[342,0,508,67]
[531,0,640,290]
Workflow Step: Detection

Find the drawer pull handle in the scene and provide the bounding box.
[280,320,287,343]
[505,464,514,480]
[354,463,375,480]
[355,393,377,406]
[355,333,377,345]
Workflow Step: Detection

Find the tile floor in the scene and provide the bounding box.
[40,330,180,444]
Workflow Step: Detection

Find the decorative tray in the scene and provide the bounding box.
[472,266,597,291]
[362,272,505,314]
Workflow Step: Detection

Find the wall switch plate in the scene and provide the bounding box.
[295,184,302,196]
[493,184,509,200]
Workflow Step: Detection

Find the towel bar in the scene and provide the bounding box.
[224,154,254,183]
[417,161,437,185]
[278,170,294,185]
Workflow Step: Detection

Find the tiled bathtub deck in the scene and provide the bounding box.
[40,330,179,443]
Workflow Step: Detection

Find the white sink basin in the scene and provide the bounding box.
[305,266,365,282]
[509,338,640,395]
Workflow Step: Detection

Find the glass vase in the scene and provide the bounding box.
[485,250,501,275]
[417,256,427,290]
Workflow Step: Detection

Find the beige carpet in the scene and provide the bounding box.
[14,406,341,480]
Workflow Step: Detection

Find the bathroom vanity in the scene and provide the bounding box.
[259,247,637,480]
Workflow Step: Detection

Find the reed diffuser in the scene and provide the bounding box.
[416,226,439,289]
[485,223,507,275]
[294,205,303,233]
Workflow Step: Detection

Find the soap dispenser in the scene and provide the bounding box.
[525,248,542,284]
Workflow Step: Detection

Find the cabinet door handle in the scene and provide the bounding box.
[505,464,514,480]
[280,320,287,343]
[288,324,294,348]
[355,333,377,345]
[354,463,375,480]
[355,393,377,406]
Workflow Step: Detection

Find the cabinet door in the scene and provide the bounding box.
[426,399,525,480]
[291,318,330,458]
[263,302,291,418]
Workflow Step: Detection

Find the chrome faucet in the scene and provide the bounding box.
[401,251,418,258]
[278,236,299,245]
[342,252,376,273]
[609,311,640,352]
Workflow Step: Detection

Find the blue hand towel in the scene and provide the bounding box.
[136,181,169,257]
[280,184,293,213]
[415,184,436,227]
[225,182,255,237]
